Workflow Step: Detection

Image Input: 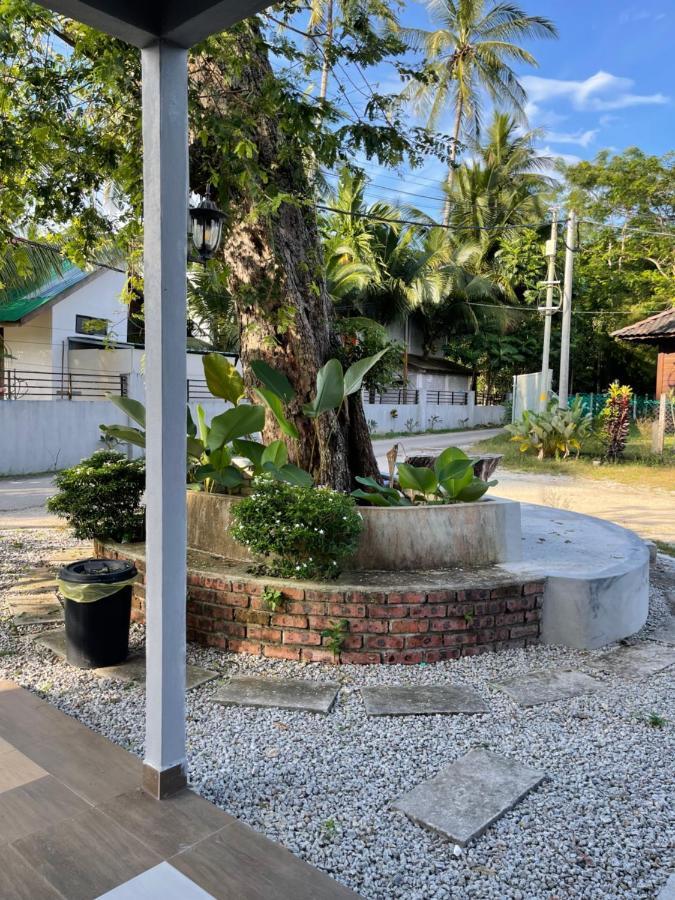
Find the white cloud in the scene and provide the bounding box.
[545,128,599,148]
[536,146,582,169]
[521,71,669,112]
[619,8,666,24]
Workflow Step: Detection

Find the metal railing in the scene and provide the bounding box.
[426,390,469,405]
[362,388,419,405]
[1,369,128,400]
[186,378,214,402]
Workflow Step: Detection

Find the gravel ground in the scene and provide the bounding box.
[1,528,674,899]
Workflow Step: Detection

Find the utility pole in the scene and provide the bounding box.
[540,207,559,409]
[558,209,576,408]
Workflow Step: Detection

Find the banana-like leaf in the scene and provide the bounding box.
[397,463,437,495]
[207,404,265,451]
[456,478,496,503]
[209,445,232,470]
[250,360,294,402]
[232,439,265,468]
[187,436,204,460]
[186,406,197,438]
[107,394,146,428]
[203,353,245,404]
[196,404,209,446]
[261,440,288,468]
[262,461,313,487]
[211,465,245,488]
[99,424,146,449]
[302,359,344,418]
[343,349,388,397]
[253,388,299,439]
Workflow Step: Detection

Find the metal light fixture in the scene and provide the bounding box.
[188,186,226,261]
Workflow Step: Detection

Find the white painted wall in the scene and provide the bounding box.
[0,400,132,475]
[364,392,506,434]
[51,269,128,353]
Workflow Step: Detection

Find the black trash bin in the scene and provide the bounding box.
[58,558,137,669]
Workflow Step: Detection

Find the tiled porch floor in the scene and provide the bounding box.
[0,680,357,900]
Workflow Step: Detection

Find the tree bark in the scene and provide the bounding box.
[192,24,379,490]
[443,97,463,227]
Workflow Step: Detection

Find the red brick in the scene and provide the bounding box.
[491,585,520,599]
[227,638,262,654]
[231,580,263,596]
[523,581,546,595]
[271,613,308,629]
[215,621,246,638]
[534,594,545,609]
[443,632,478,646]
[495,612,525,626]
[341,635,363,650]
[205,634,227,649]
[246,625,282,642]
[410,604,447,618]
[404,634,443,649]
[305,589,345,603]
[382,650,424,664]
[510,623,540,638]
[505,597,531,613]
[476,629,496,644]
[340,651,381,664]
[425,590,455,603]
[495,627,511,641]
[264,644,300,661]
[344,590,386,603]
[215,591,250,608]
[456,588,490,602]
[344,618,388,634]
[198,575,232,591]
[438,647,461,660]
[385,591,425,604]
[285,601,327,616]
[308,615,348,631]
[389,619,429,634]
[283,629,321,646]
[203,604,234,621]
[474,615,495,628]
[368,605,409,618]
[279,586,305,601]
[525,609,540,623]
[234,609,270,625]
[301,648,337,664]
[487,599,507,614]
[187,586,219,604]
[327,603,366,618]
[430,617,467,632]
[365,635,404,650]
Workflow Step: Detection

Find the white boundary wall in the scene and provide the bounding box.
[365,391,505,434]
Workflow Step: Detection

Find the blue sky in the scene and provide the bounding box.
[311,0,673,218]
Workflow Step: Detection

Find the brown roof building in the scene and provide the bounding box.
[612,307,675,397]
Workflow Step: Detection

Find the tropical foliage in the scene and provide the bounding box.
[505,398,593,459]
[602,382,633,461]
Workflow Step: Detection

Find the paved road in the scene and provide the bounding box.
[0,475,58,528]
[372,428,675,544]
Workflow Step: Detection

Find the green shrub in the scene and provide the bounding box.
[230,476,362,579]
[47,450,145,542]
[505,397,593,459]
[602,381,632,460]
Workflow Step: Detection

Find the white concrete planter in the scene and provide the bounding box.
[186,490,522,571]
[351,497,522,570]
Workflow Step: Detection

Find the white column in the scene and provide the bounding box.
[141,41,189,798]
[558,210,576,409]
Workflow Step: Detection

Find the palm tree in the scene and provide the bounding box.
[402,0,557,220]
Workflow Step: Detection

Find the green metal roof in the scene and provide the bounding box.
[0,261,89,324]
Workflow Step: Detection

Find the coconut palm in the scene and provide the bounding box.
[402,0,557,219]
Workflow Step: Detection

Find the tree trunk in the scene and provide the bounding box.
[318,0,334,102]
[192,24,379,491]
[443,98,463,227]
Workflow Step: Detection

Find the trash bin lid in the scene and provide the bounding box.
[58,558,138,584]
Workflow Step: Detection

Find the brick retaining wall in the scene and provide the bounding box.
[95,541,543,664]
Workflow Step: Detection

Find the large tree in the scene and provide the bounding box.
[0,1,451,487]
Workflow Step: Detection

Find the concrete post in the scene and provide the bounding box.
[141,41,189,799]
[558,210,576,408]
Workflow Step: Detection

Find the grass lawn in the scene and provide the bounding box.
[472,425,675,492]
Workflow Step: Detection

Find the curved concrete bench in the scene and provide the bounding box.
[500,504,650,650]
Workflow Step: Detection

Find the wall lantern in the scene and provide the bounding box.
[188,186,226,261]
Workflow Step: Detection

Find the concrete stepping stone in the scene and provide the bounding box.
[491,669,605,707]
[213,677,340,714]
[588,642,675,679]
[361,684,487,716]
[658,873,675,900]
[35,630,215,690]
[393,749,546,846]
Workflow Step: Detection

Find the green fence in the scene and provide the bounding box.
[573,393,660,420]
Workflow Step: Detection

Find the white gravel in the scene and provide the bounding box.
[1,527,674,899]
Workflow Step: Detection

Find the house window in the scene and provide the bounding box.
[75,315,108,336]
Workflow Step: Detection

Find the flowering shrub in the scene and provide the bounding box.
[47,450,145,541]
[602,381,632,460]
[230,476,362,579]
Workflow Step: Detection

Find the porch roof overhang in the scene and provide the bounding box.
[33,0,271,47]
